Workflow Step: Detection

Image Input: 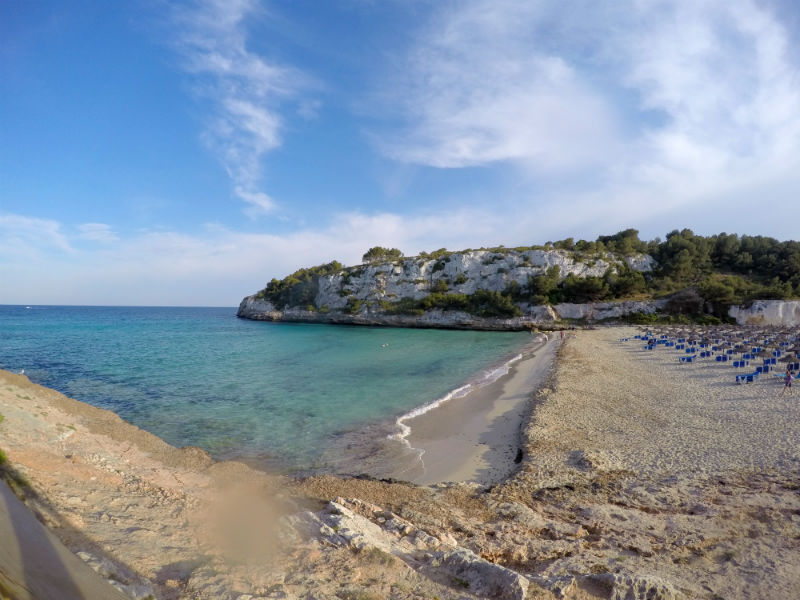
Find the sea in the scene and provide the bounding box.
[0,305,532,476]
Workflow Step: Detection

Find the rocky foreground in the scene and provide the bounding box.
[1,327,799,599]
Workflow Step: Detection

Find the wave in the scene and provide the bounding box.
[389,333,546,447]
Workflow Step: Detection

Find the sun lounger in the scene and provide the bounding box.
[736,371,760,384]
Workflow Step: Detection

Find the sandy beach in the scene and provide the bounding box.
[2,326,800,599]
[397,336,558,486]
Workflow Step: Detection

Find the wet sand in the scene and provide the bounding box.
[395,336,559,486]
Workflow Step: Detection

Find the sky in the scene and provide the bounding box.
[3,0,800,306]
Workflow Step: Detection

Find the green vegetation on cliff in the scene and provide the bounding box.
[382,290,521,318]
[362,246,403,263]
[253,229,800,318]
[257,261,343,309]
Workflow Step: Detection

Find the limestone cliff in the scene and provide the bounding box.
[728,300,800,326]
[237,248,662,330]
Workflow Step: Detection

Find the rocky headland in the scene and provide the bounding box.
[237,246,800,329]
[237,248,663,330]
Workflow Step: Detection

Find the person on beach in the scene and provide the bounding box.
[779,368,794,397]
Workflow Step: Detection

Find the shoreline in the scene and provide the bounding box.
[314,333,557,486]
[389,334,557,486]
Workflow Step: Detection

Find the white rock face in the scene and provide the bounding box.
[315,249,653,311]
[729,300,800,326]
[238,249,660,329]
[237,295,667,330]
[554,300,667,321]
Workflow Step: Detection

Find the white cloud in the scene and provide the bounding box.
[378,0,620,171]
[0,213,72,259]
[76,223,119,243]
[0,209,509,306]
[376,0,800,233]
[171,0,314,215]
[234,187,276,217]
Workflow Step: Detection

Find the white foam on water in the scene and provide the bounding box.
[389,334,547,448]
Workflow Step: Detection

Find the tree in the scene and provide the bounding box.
[527,266,561,304]
[665,288,704,316]
[362,247,403,263]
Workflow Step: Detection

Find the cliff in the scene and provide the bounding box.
[237,248,660,330]
[728,300,800,326]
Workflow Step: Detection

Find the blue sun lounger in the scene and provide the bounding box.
[736,371,759,384]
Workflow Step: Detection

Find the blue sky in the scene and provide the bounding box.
[3,0,800,306]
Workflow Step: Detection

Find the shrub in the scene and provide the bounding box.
[380,298,424,316]
[362,246,403,263]
[345,297,363,314]
[431,279,449,293]
[259,261,343,309]
[419,248,449,260]
[665,288,704,315]
[560,274,610,303]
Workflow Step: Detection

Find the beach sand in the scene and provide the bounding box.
[2,326,800,599]
[397,336,558,486]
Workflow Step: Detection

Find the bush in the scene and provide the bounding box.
[381,289,521,318]
[418,248,449,260]
[431,279,449,293]
[362,246,403,263]
[560,274,610,303]
[665,288,704,315]
[345,297,363,314]
[381,298,424,316]
[259,261,343,309]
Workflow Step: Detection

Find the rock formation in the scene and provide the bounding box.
[238,249,660,330]
[728,299,800,326]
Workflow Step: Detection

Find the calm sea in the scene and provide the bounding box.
[0,305,530,475]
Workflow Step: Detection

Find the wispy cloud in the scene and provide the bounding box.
[171,0,313,215]
[0,213,72,259]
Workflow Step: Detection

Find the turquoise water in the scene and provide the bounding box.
[0,306,530,474]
